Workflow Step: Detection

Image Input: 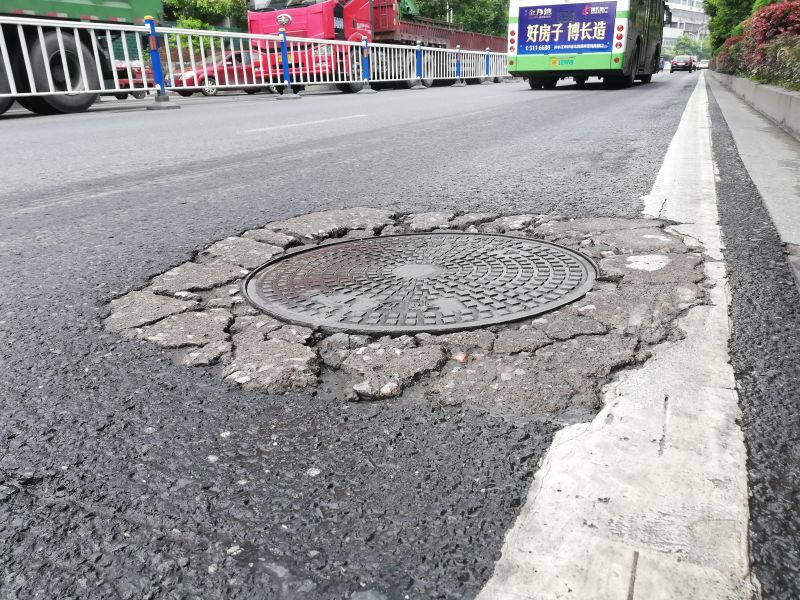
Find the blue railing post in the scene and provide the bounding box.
[411,40,426,89]
[358,35,377,93]
[276,27,301,99]
[482,47,493,84]
[144,15,179,110]
[452,44,466,87]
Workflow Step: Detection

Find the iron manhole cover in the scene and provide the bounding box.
[243,233,597,335]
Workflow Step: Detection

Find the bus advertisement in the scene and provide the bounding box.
[507,0,666,88]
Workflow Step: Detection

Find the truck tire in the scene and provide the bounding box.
[528,77,544,89]
[24,30,99,114]
[0,59,12,116]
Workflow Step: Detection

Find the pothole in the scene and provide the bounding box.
[105,208,707,420]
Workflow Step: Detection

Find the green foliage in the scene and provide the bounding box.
[164,0,247,30]
[704,0,755,49]
[714,1,800,90]
[415,0,509,36]
[674,33,703,56]
[751,0,784,12]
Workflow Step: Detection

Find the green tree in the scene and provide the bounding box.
[704,0,754,49]
[674,33,703,56]
[164,0,247,30]
[415,0,509,36]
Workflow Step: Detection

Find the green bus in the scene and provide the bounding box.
[507,0,666,88]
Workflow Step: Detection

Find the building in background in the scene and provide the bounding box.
[663,0,710,55]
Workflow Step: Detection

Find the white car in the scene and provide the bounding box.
[697,59,710,69]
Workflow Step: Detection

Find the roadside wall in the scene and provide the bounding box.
[710,71,800,142]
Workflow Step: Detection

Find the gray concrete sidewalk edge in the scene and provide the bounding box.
[708,70,800,142]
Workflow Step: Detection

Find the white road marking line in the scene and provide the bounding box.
[478,73,759,600]
[245,114,368,133]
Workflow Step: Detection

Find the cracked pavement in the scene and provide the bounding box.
[2,74,798,598]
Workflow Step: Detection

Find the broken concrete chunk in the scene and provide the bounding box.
[266,208,394,240]
[493,326,551,354]
[534,218,666,239]
[481,214,535,233]
[600,253,704,285]
[138,309,232,349]
[106,291,198,333]
[534,313,608,341]
[180,341,232,367]
[268,325,314,345]
[230,315,283,335]
[416,329,495,352]
[341,343,447,399]
[225,329,318,393]
[242,229,298,248]
[149,261,244,294]
[449,213,498,229]
[318,333,370,368]
[407,212,454,232]
[200,237,284,269]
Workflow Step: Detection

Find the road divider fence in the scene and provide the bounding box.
[0,15,510,115]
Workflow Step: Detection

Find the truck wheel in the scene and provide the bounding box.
[336,82,363,93]
[25,31,99,113]
[528,77,544,89]
[0,59,12,116]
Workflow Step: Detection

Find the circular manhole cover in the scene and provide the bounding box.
[243,233,597,335]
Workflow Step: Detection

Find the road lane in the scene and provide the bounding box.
[1,74,720,599]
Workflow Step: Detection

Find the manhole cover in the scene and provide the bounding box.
[243,233,597,335]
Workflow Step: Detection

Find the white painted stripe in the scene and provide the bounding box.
[478,73,759,600]
[245,114,367,134]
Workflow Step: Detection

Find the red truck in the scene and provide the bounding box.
[247,0,506,91]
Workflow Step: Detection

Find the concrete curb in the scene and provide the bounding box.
[709,70,800,142]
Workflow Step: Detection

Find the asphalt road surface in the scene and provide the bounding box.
[1,74,798,598]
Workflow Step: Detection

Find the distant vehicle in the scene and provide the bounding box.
[168,50,273,96]
[248,0,506,92]
[670,55,695,72]
[508,0,666,89]
[697,59,709,69]
[112,61,152,100]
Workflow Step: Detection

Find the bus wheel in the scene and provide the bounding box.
[639,74,652,84]
[574,76,587,88]
[528,77,544,90]
[542,78,558,90]
[622,47,639,88]
[26,31,99,113]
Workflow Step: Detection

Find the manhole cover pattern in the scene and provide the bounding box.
[243,233,597,334]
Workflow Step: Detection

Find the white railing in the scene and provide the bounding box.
[0,15,509,114]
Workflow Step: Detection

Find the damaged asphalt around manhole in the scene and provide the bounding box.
[43,207,712,598]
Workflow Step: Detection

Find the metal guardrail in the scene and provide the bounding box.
[0,15,509,114]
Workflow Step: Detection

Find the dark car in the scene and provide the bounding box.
[670,55,695,73]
